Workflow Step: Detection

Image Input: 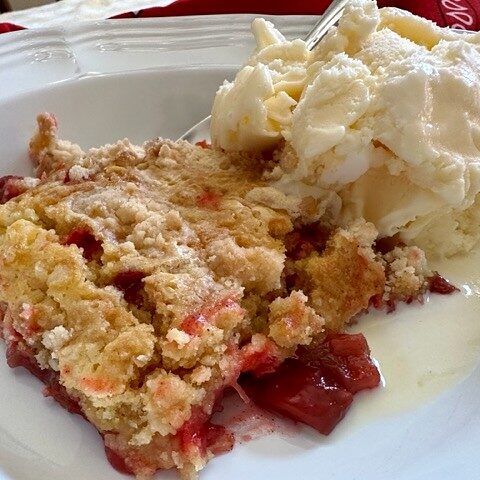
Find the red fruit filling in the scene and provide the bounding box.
[196,189,223,209]
[242,333,380,434]
[62,227,103,260]
[180,313,208,337]
[0,175,25,204]
[241,342,282,377]
[428,272,459,295]
[298,333,381,394]
[5,326,82,415]
[284,223,331,260]
[242,361,353,435]
[112,270,146,305]
[178,408,234,457]
[195,140,211,149]
[104,445,134,475]
[329,332,369,357]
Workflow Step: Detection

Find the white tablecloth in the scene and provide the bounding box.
[0,0,174,27]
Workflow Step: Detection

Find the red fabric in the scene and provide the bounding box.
[137,0,480,30]
[109,12,136,19]
[0,22,25,34]
[1,0,480,33]
[138,0,333,16]
[377,0,480,29]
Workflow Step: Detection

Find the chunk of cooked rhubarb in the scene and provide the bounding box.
[299,333,381,395]
[112,270,146,305]
[62,227,103,260]
[0,175,25,204]
[328,333,369,357]
[178,408,234,457]
[242,360,353,435]
[243,333,380,434]
[104,446,134,475]
[428,272,459,295]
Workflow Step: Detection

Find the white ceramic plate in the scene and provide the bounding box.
[1,16,480,480]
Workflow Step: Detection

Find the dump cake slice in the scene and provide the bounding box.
[0,114,452,479]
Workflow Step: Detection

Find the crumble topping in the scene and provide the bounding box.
[383,245,431,302]
[41,325,72,351]
[0,113,445,480]
[268,291,324,349]
[68,164,93,182]
[290,222,385,331]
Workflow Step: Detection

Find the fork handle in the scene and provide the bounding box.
[304,0,350,50]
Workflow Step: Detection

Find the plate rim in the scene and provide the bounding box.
[0,13,479,480]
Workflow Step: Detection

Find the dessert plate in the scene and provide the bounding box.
[0,16,480,480]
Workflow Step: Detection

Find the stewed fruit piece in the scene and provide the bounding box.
[304,333,381,394]
[242,360,353,435]
[62,227,103,260]
[242,333,380,434]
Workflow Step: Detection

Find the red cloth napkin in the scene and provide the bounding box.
[1,0,480,34]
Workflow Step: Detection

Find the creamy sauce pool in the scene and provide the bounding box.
[342,247,480,430]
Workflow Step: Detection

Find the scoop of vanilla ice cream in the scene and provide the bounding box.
[211,0,480,256]
[211,18,310,152]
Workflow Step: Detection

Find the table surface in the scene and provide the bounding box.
[9,0,54,11]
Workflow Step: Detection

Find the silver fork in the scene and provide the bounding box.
[179,0,350,143]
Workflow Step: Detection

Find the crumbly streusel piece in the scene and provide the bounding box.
[292,220,386,331]
[268,290,324,349]
[383,245,431,302]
